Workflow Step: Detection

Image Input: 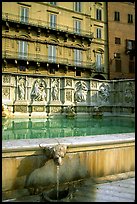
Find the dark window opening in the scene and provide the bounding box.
[115,59,121,72]
[129,61,134,73]
[76,70,81,76]
[96,9,102,21]
[114,11,120,21]
[128,14,133,23]
[115,37,121,44]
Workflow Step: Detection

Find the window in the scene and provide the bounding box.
[76,70,81,76]
[114,11,120,21]
[96,53,102,71]
[74,2,81,12]
[129,61,134,73]
[128,14,133,23]
[115,59,121,72]
[126,40,135,50]
[96,28,102,39]
[50,14,56,28]
[48,45,56,62]
[96,9,102,21]
[74,49,82,66]
[49,2,56,5]
[115,37,121,44]
[18,41,28,59]
[74,20,81,34]
[20,7,29,23]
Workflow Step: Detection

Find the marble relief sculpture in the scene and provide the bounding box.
[51,78,59,101]
[74,81,88,102]
[18,77,25,100]
[31,79,47,101]
[98,83,110,102]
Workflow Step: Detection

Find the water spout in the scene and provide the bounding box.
[39,144,67,166]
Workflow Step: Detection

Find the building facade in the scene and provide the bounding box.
[2,2,108,80]
[107,2,135,79]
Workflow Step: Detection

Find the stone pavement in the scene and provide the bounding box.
[70,177,135,202]
[3,176,135,202]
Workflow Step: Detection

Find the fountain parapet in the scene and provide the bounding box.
[92,106,103,119]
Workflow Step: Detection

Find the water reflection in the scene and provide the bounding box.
[2,116,135,140]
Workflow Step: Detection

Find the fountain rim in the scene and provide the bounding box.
[2,133,135,154]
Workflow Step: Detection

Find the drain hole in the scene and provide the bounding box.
[42,188,69,202]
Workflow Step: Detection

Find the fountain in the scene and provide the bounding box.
[2,77,135,202]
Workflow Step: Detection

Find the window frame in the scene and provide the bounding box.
[96,53,102,71]
[74,2,81,12]
[96,28,102,39]
[20,6,29,23]
[115,37,121,44]
[18,40,28,59]
[74,19,81,34]
[96,9,102,21]
[49,13,57,28]
[48,44,56,63]
[74,49,82,66]
[114,11,120,21]
[128,14,133,23]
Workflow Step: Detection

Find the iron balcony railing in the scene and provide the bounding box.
[2,50,94,70]
[2,12,93,39]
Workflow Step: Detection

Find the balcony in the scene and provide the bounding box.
[91,63,105,73]
[2,50,94,71]
[2,12,93,43]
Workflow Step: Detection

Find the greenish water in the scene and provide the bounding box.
[2,116,135,140]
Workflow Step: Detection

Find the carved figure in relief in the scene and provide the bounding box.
[52,79,59,100]
[74,81,88,102]
[31,79,46,101]
[124,82,134,103]
[99,83,110,102]
[18,77,25,100]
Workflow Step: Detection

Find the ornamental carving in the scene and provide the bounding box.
[74,81,88,102]
[2,87,10,99]
[18,77,26,100]
[3,75,10,83]
[124,82,134,103]
[98,83,110,102]
[66,90,72,101]
[31,79,47,101]
[51,78,59,101]
[66,79,72,87]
